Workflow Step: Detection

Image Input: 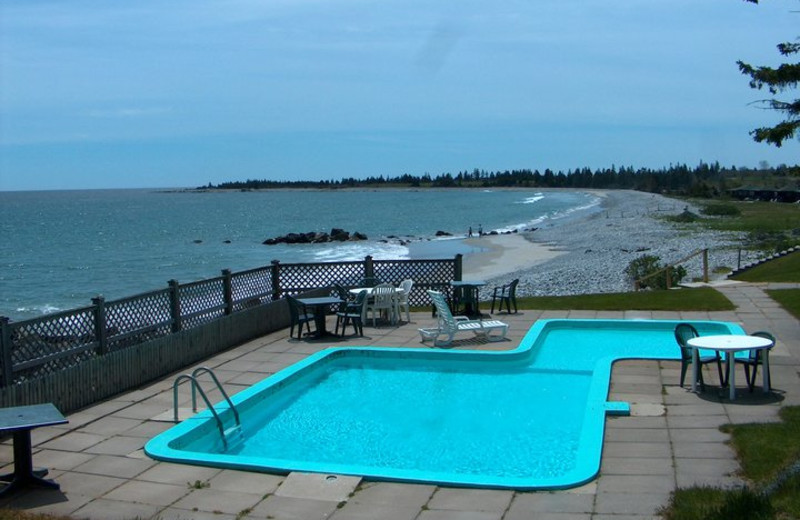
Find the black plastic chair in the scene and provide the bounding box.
[335,290,368,337]
[736,331,775,392]
[674,323,724,390]
[332,283,352,302]
[490,279,519,314]
[286,295,315,339]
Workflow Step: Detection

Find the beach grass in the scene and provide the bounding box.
[661,406,800,520]
[509,286,734,311]
[731,251,800,283]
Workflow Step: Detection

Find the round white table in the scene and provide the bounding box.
[687,334,773,400]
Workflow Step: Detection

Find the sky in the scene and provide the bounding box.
[0,0,797,191]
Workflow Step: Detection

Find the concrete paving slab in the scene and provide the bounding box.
[275,472,361,502]
[427,487,513,512]
[249,494,339,520]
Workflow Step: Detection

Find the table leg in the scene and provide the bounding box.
[728,353,736,400]
[0,429,60,497]
[691,347,699,393]
[762,350,771,393]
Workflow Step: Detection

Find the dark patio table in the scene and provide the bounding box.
[0,403,68,496]
[450,280,486,317]
[296,296,343,338]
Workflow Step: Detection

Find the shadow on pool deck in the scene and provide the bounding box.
[0,282,798,519]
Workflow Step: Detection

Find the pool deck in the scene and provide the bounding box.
[1,281,799,520]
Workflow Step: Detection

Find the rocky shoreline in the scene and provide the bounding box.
[476,190,762,298]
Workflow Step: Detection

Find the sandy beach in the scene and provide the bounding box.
[462,233,565,281]
[460,189,757,297]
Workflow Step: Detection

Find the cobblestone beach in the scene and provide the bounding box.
[468,190,761,298]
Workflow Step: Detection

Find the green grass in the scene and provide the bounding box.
[697,200,800,235]
[512,286,734,311]
[721,407,800,484]
[661,407,800,520]
[731,251,800,283]
[765,289,800,320]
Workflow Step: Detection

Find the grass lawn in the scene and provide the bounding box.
[513,286,734,311]
[766,289,800,320]
[660,407,800,520]
[731,251,800,283]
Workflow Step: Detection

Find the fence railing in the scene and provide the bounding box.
[634,249,708,291]
[0,255,462,393]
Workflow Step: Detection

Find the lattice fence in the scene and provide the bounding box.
[0,255,460,387]
[4,306,98,384]
[105,289,173,352]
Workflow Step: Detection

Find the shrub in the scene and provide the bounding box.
[626,254,687,290]
[702,203,741,217]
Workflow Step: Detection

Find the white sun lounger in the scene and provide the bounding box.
[419,290,509,347]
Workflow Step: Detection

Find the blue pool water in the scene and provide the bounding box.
[145,319,744,489]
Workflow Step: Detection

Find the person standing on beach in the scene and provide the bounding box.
[478,224,483,237]
[468,226,473,237]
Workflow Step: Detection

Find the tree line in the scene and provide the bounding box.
[202,161,798,198]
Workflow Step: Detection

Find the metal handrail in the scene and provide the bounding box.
[172,367,240,449]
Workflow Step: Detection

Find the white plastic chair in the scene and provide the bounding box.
[365,283,398,326]
[397,279,414,322]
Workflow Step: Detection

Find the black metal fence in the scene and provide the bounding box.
[0,255,462,390]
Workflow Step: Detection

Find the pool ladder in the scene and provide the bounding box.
[173,367,242,449]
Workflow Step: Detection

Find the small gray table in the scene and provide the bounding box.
[0,403,68,496]
[296,296,343,338]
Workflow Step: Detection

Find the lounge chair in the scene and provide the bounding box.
[735,330,775,392]
[674,323,724,390]
[419,290,508,347]
[490,278,519,314]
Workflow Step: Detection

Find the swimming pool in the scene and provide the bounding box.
[145,318,744,489]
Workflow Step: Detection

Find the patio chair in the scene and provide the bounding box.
[365,283,398,326]
[286,295,315,339]
[332,283,352,302]
[490,278,519,314]
[397,279,414,322]
[736,331,775,392]
[419,290,508,347]
[335,290,368,337]
[674,323,724,390]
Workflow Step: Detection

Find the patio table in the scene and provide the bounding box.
[687,334,773,400]
[450,280,486,317]
[0,403,68,496]
[296,296,343,338]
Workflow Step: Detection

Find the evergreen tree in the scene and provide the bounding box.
[737,0,800,146]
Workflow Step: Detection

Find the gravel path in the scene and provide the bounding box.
[480,190,759,298]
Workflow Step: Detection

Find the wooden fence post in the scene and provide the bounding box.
[168,280,182,332]
[270,260,281,301]
[455,254,463,281]
[222,269,233,315]
[364,255,374,281]
[702,249,709,283]
[0,317,12,387]
[92,296,108,355]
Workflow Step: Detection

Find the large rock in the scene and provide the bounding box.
[263,229,368,245]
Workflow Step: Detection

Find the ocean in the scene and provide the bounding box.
[0,188,600,320]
